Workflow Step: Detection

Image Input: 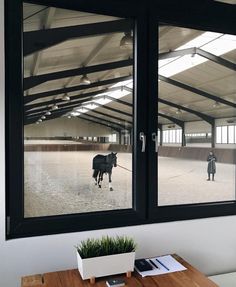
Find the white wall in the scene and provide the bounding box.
[163,121,211,133]
[2,3,236,287]
[185,121,211,133]
[25,117,115,138]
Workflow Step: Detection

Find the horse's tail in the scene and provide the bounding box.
[92,169,99,178]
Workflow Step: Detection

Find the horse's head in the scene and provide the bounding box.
[108,152,117,167]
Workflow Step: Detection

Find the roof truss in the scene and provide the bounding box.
[25,108,128,131]
[25,84,132,112]
[24,75,132,104]
[159,98,214,124]
[84,108,132,125]
[159,75,236,109]
[24,19,133,56]
[159,47,236,71]
[158,112,184,129]
[24,58,133,90]
[25,94,132,122]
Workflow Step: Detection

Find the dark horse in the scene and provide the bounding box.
[92,152,117,191]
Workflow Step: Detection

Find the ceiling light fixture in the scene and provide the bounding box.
[80,74,91,85]
[41,115,46,119]
[51,104,58,110]
[176,108,182,114]
[45,111,51,116]
[120,32,133,49]
[38,119,42,122]
[213,101,220,108]
[62,94,70,101]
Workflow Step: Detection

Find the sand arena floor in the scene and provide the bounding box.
[24,150,235,217]
[158,157,235,206]
[24,151,132,217]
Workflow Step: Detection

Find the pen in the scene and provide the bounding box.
[156,258,170,271]
[149,259,159,269]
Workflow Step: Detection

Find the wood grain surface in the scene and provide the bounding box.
[21,254,219,287]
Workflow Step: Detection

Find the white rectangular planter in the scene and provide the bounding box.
[77,252,135,280]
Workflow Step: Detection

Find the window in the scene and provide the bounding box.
[177,130,182,143]
[6,0,236,238]
[216,127,222,143]
[162,129,182,144]
[156,22,236,209]
[6,0,148,238]
[222,126,228,143]
[22,4,135,218]
[216,125,236,144]
[228,126,234,144]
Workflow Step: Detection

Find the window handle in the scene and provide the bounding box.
[139,132,146,152]
[152,132,158,153]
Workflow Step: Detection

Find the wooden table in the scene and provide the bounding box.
[21,254,219,287]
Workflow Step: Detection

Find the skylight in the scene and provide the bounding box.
[68,30,236,121]
[159,32,236,77]
[71,79,133,117]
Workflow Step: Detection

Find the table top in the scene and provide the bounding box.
[21,254,219,287]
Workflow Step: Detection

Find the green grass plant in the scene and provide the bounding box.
[76,236,137,259]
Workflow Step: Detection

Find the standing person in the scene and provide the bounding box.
[207,151,217,181]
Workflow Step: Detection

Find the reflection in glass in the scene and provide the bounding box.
[23,4,134,217]
[158,25,236,206]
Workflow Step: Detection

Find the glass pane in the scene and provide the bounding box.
[163,130,167,143]
[169,130,173,143]
[23,4,134,217]
[173,130,176,143]
[158,24,236,206]
[216,127,222,143]
[222,126,228,143]
[179,129,182,143]
[228,126,234,144]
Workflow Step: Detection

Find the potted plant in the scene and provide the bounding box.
[75,235,137,284]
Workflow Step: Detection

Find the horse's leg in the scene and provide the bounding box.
[94,171,98,186]
[108,171,113,191]
[93,170,98,186]
[100,172,104,188]
[98,171,102,188]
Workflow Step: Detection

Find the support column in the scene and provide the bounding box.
[211,120,216,148]
[181,124,186,147]
[119,131,122,144]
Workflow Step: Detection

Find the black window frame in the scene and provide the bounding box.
[5,0,236,239]
[5,0,148,239]
[148,0,236,222]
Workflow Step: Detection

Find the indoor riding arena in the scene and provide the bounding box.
[23,3,236,218]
